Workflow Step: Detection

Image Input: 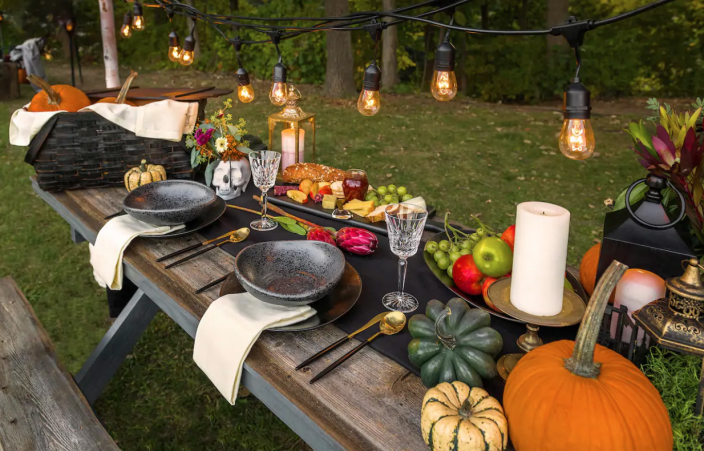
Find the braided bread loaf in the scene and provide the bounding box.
[282,163,347,183]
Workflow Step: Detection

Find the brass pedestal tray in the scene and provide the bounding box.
[486,278,587,381]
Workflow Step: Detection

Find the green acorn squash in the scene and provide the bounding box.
[408,298,503,388]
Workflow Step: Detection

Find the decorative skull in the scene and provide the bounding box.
[212,158,251,200]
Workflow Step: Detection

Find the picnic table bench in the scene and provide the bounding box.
[30,177,431,451]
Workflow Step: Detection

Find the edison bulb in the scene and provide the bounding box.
[179,49,194,66]
[559,119,595,160]
[357,89,380,116]
[269,82,287,106]
[238,84,255,103]
[168,45,181,63]
[120,24,132,38]
[132,14,145,31]
[431,70,457,101]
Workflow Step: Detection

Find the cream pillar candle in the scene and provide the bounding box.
[610,269,665,345]
[510,202,570,316]
[281,127,305,171]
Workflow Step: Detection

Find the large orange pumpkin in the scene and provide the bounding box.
[579,243,600,296]
[504,261,673,451]
[96,69,137,106]
[26,75,90,112]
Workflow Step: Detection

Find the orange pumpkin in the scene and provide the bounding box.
[579,243,600,296]
[504,261,673,451]
[96,70,137,106]
[26,75,90,112]
[18,68,28,84]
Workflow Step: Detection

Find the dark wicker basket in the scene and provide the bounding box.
[25,111,193,191]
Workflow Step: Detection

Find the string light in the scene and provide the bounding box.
[168,31,181,62]
[560,79,595,160]
[431,28,457,101]
[231,38,254,103]
[178,31,196,65]
[132,2,145,31]
[270,62,287,106]
[357,62,381,116]
[120,13,132,38]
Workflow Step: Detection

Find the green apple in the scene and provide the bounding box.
[472,237,513,277]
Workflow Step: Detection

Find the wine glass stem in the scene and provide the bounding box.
[261,190,268,219]
[397,257,408,296]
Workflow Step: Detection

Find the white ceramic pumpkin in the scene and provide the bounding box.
[421,381,508,451]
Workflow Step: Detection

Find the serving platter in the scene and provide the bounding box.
[220,262,362,332]
[424,231,588,323]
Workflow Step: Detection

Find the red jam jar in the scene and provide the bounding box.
[342,169,369,202]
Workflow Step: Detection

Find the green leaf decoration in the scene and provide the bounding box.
[273,216,297,225]
[686,107,701,130]
[236,145,252,154]
[287,223,307,235]
[199,123,215,131]
[204,159,219,187]
[190,149,198,168]
[185,136,195,148]
[324,227,337,235]
[613,182,649,211]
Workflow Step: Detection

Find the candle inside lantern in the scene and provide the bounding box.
[510,202,570,316]
[281,125,304,171]
[610,269,665,345]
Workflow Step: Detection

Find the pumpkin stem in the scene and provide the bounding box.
[116,69,138,104]
[564,260,627,378]
[435,308,457,350]
[139,159,147,172]
[458,398,473,417]
[27,75,61,105]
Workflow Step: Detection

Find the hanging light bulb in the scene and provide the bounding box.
[132,2,145,31]
[168,31,181,63]
[431,40,457,101]
[178,34,196,66]
[269,62,287,106]
[559,79,595,160]
[237,67,254,103]
[357,62,381,116]
[120,13,132,38]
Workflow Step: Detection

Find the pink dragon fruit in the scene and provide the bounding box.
[307,227,337,246]
[336,227,378,256]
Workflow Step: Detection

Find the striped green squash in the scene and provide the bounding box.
[421,381,508,451]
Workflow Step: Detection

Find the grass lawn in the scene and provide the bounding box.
[0,61,689,449]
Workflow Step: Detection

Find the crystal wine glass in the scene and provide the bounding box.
[383,204,428,312]
[248,150,281,232]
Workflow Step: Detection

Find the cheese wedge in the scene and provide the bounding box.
[401,196,427,211]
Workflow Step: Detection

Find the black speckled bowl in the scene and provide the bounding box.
[235,241,346,306]
[123,180,217,226]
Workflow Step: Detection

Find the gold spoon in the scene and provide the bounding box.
[309,311,407,383]
[165,228,249,269]
[296,311,390,370]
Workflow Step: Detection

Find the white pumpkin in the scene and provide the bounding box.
[421,381,508,451]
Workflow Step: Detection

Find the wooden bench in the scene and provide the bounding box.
[0,277,119,451]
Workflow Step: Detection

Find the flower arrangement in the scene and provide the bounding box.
[625,98,704,241]
[186,98,251,185]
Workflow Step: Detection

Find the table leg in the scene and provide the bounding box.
[70,227,86,244]
[75,288,160,405]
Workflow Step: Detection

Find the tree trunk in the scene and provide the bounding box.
[230,0,239,31]
[381,0,399,89]
[183,0,202,60]
[420,22,435,91]
[481,1,489,28]
[98,0,120,88]
[546,0,569,58]
[457,31,467,95]
[324,0,356,97]
[520,0,530,30]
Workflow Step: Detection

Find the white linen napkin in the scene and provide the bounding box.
[9,99,198,146]
[194,293,316,404]
[89,215,184,290]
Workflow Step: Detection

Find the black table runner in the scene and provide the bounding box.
[198,194,579,402]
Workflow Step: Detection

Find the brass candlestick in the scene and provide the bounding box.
[267,84,316,173]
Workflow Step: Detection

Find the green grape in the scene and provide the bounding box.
[438,240,451,252]
[460,240,472,250]
[437,257,451,270]
[450,244,461,253]
[446,265,453,279]
[377,186,388,196]
[365,191,378,201]
[470,233,481,243]
[433,250,447,262]
[397,186,408,196]
[425,241,439,254]
[387,184,397,194]
[449,251,462,262]
[476,228,486,238]
[401,194,413,202]
[459,248,471,256]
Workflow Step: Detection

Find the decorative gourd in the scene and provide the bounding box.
[124,159,167,192]
[421,381,508,451]
[18,68,28,85]
[26,75,90,112]
[96,70,137,106]
[579,243,601,296]
[504,261,673,451]
[408,298,503,388]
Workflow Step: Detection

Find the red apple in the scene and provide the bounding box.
[452,255,484,295]
[481,277,501,312]
[501,225,516,252]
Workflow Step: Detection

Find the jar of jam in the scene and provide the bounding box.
[343,169,369,202]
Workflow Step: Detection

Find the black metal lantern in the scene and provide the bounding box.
[596,174,695,283]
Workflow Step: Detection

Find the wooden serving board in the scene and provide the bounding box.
[268,195,443,236]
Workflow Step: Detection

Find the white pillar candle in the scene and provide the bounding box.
[510,202,570,316]
[610,269,665,345]
[281,127,305,171]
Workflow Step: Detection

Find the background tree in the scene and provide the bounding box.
[324,0,356,97]
[381,0,399,90]
[98,0,119,88]
[546,0,569,59]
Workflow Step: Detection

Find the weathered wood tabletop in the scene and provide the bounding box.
[32,178,431,451]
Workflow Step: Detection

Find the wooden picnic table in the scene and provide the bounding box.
[31,177,431,451]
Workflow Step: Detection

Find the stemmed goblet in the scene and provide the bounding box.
[383,204,428,312]
[248,150,281,232]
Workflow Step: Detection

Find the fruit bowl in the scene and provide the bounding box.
[423,231,587,323]
[235,240,346,306]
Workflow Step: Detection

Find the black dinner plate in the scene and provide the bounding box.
[219,262,362,332]
[424,231,588,323]
[143,196,227,239]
